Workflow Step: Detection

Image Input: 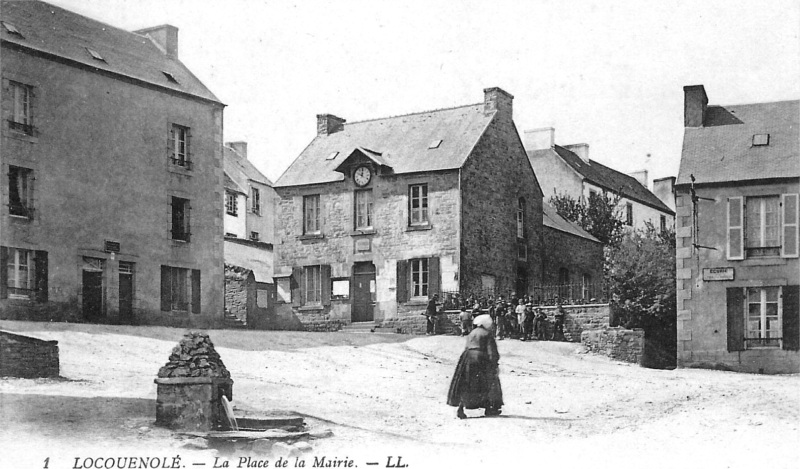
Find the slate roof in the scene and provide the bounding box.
[529,146,673,214]
[1,0,220,103]
[542,202,600,243]
[224,145,273,196]
[677,100,799,186]
[276,104,495,187]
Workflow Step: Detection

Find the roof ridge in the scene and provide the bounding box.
[345,102,484,126]
[716,98,800,108]
[34,0,151,43]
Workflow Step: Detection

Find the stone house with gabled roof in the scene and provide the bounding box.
[524,128,675,233]
[675,85,799,374]
[0,1,224,326]
[272,88,547,329]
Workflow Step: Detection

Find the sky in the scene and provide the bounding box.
[46,0,800,185]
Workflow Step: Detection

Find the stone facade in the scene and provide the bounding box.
[0,330,59,378]
[582,327,645,364]
[0,4,225,327]
[541,226,604,290]
[224,265,249,323]
[273,88,552,331]
[540,304,610,342]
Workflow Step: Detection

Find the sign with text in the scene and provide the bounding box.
[702,267,734,281]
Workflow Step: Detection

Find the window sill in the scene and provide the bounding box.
[299,305,324,311]
[406,224,432,232]
[404,298,429,306]
[350,229,376,236]
[8,214,33,221]
[4,128,38,143]
[167,164,193,177]
[740,257,787,267]
[297,233,324,241]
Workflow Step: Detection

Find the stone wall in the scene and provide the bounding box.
[224,265,248,323]
[541,226,604,288]
[0,330,59,378]
[459,110,544,294]
[540,304,610,342]
[582,327,645,364]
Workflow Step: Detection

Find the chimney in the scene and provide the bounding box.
[483,87,513,119]
[226,141,248,159]
[523,127,555,151]
[627,170,649,189]
[317,114,346,136]
[683,85,708,127]
[652,176,676,211]
[564,143,590,164]
[135,25,179,59]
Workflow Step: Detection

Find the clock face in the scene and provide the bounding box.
[353,166,372,186]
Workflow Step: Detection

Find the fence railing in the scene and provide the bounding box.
[439,283,609,310]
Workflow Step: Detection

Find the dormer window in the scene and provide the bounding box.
[2,21,23,37]
[86,48,106,63]
[326,151,339,160]
[753,134,770,146]
[162,71,179,84]
[428,139,443,149]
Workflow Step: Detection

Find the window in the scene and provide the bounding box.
[428,139,442,149]
[625,203,633,226]
[354,190,373,230]
[303,195,320,234]
[169,124,191,169]
[304,265,322,304]
[582,274,592,301]
[225,191,237,216]
[276,277,291,303]
[8,166,33,218]
[1,21,22,36]
[251,187,261,215]
[558,268,570,284]
[326,151,339,160]
[6,248,33,298]
[660,215,667,233]
[410,258,429,298]
[409,184,428,225]
[745,196,780,257]
[250,231,260,242]
[86,47,106,62]
[517,242,527,261]
[728,194,799,259]
[752,134,770,146]
[171,197,190,241]
[746,287,782,348]
[9,81,33,134]
[517,198,525,238]
[160,266,200,313]
[162,71,179,84]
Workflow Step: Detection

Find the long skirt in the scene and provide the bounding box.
[447,349,503,409]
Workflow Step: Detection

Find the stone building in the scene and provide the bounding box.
[0,1,224,326]
[272,88,546,329]
[524,127,675,232]
[222,142,277,327]
[675,85,799,373]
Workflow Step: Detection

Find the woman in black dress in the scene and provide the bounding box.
[447,314,503,418]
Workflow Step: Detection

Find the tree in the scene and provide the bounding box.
[549,191,625,248]
[607,222,676,368]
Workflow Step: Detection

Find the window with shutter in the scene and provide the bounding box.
[8,166,34,219]
[782,285,799,351]
[0,247,8,299]
[34,250,48,303]
[726,287,745,352]
[160,265,171,311]
[428,257,440,299]
[782,194,799,258]
[396,260,409,303]
[727,197,744,260]
[191,269,201,314]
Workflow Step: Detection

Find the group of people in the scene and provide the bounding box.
[455,296,565,341]
[445,296,567,420]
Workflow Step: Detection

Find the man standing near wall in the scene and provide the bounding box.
[425,294,439,335]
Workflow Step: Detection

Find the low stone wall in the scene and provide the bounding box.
[581,327,645,364]
[0,330,59,378]
[540,304,610,342]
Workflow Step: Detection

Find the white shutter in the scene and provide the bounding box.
[782,193,798,258]
[727,197,744,260]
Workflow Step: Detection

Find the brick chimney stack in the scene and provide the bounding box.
[317,114,346,136]
[226,141,248,159]
[135,25,179,59]
[483,87,513,119]
[684,85,708,128]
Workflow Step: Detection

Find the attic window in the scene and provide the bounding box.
[86,48,106,62]
[326,151,339,160]
[2,21,23,37]
[428,139,443,149]
[752,134,770,146]
[162,71,179,84]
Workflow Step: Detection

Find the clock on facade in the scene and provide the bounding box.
[353,166,372,187]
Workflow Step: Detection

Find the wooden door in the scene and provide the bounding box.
[352,263,376,322]
[83,271,104,321]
